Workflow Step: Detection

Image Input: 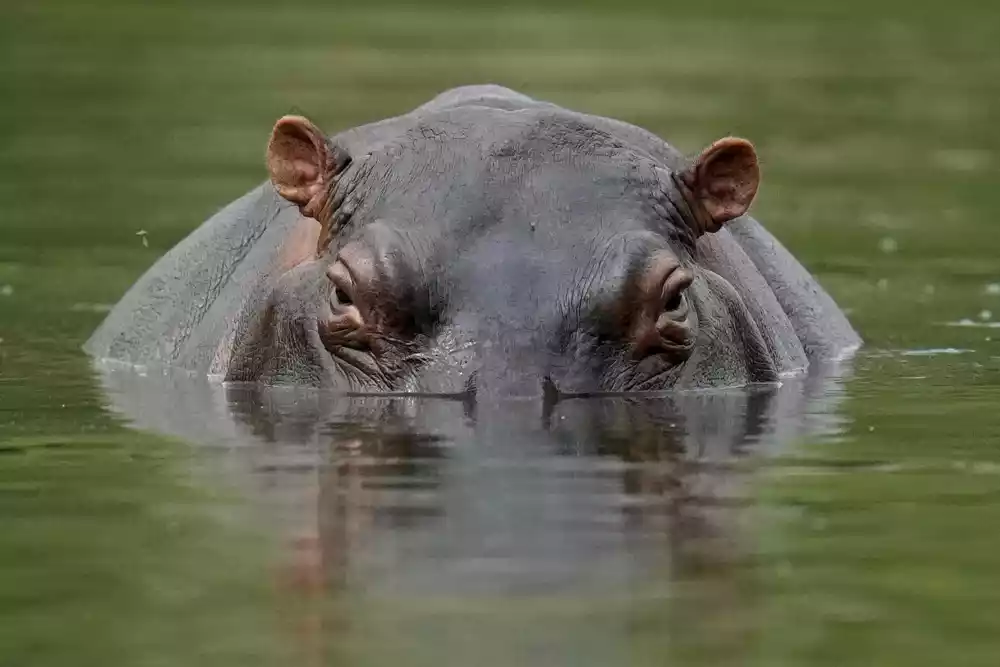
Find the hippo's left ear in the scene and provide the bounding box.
[267,115,349,220]
[679,138,760,235]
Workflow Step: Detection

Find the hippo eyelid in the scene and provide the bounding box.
[660,267,693,316]
[326,261,356,301]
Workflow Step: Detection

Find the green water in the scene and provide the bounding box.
[3,1,1000,665]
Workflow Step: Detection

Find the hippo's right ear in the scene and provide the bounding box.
[678,137,760,236]
[266,115,348,219]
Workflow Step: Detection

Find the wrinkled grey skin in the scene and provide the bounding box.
[86,85,860,398]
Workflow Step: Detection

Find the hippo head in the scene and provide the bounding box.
[226,107,770,398]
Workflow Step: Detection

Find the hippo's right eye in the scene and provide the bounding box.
[627,253,696,361]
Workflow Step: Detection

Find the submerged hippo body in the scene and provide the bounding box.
[86,85,860,397]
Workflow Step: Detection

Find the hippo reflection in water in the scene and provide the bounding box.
[86,85,860,396]
[91,354,854,661]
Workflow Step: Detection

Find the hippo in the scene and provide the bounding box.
[85,85,860,398]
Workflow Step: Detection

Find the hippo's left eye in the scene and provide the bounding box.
[322,260,369,350]
[659,268,692,319]
[333,285,352,307]
[327,260,359,311]
[663,291,683,314]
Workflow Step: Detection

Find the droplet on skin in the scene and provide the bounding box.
[986,283,1000,296]
[0,285,12,296]
[923,284,936,296]
[980,309,993,321]
[877,278,889,291]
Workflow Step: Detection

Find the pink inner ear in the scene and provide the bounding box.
[285,157,319,186]
[267,116,326,204]
[696,138,760,229]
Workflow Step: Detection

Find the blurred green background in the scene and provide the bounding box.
[2,1,1000,666]
[4,0,1000,346]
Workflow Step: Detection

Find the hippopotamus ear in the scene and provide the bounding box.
[266,115,347,218]
[680,138,760,235]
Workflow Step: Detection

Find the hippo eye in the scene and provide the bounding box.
[321,262,369,352]
[323,260,369,346]
[663,292,683,313]
[660,269,692,318]
[333,285,352,307]
[327,260,358,311]
[629,257,695,361]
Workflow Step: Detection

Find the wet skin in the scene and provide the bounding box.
[85,85,861,398]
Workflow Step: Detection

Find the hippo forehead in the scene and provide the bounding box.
[339,107,679,233]
[348,106,651,163]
